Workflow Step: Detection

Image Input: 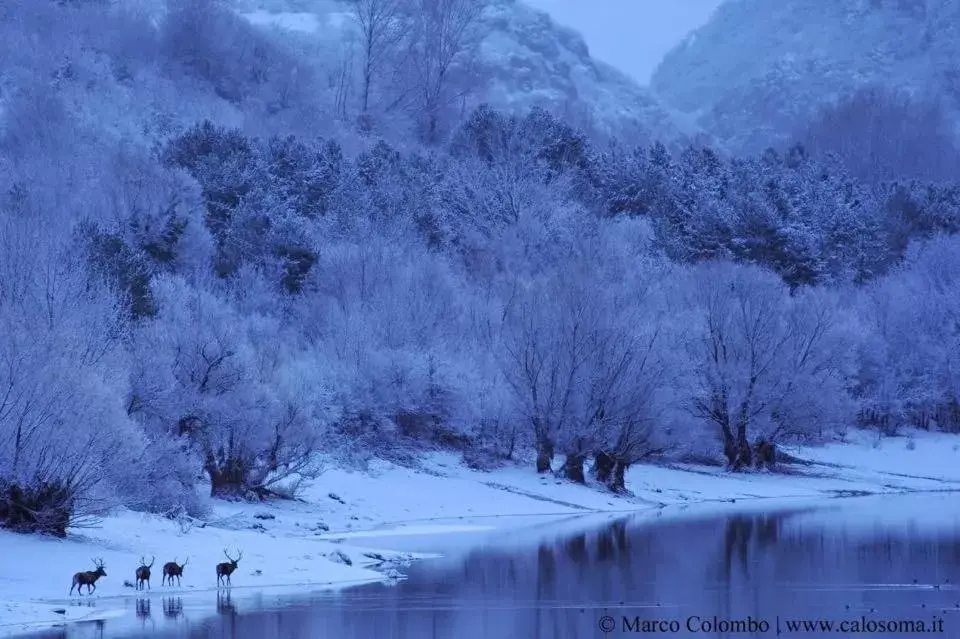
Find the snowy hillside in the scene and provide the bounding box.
[237,0,699,147]
[650,0,960,153]
[466,0,699,145]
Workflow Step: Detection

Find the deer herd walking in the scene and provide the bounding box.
[69,550,241,595]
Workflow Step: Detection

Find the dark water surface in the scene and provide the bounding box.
[26,494,960,638]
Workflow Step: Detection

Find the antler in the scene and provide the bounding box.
[181,556,189,567]
[93,557,105,568]
[148,555,155,568]
[223,548,241,562]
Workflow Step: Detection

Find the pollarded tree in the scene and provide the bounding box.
[135,275,331,499]
[575,221,678,491]
[678,261,852,470]
[581,308,667,492]
[500,244,670,483]
[500,275,598,475]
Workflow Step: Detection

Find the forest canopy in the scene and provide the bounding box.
[2,0,959,535]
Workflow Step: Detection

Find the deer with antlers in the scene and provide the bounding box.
[135,556,155,590]
[215,549,242,587]
[70,558,107,595]
[161,557,189,586]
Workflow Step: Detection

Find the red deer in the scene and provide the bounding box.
[135,556,155,590]
[215,549,242,587]
[70,558,107,595]
[161,557,188,586]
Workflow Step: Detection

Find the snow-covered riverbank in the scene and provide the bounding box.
[3,429,960,637]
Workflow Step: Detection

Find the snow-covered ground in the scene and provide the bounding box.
[3,429,960,637]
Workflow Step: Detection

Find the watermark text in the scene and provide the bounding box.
[596,613,946,634]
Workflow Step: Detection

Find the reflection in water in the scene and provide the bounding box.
[216,590,238,639]
[135,598,153,630]
[162,597,183,621]
[216,590,236,617]
[22,498,960,638]
[135,598,151,621]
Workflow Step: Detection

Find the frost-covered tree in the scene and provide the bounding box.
[0,210,135,535]
[854,235,960,434]
[678,262,853,469]
[500,242,671,483]
[348,0,406,118]
[134,275,332,498]
[401,0,487,143]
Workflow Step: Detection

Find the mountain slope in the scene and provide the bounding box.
[238,0,700,148]
[470,0,699,146]
[650,0,960,153]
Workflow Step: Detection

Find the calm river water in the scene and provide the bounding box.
[24,494,960,638]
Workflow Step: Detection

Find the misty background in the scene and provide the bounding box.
[523,0,724,83]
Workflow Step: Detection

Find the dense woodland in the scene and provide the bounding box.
[2,0,960,535]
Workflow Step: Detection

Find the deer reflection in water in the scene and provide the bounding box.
[163,596,184,620]
[217,589,237,616]
[135,597,156,630]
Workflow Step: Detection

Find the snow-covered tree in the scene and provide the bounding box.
[855,235,960,433]
[0,210,135,534]
[678,261,853,469]
[400,0,487,143]
[134,275,333,498]
[348,0,406,118]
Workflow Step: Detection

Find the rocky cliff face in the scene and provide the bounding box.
[468,0,699,146]
[239,0,700,148]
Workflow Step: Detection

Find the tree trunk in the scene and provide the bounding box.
[736,432,753,470]
[609,459,629,494]
[722,428,738,467]
[561,453,587,484]
[754,439,776,470]
[592,451,615,483]
[206,456,248,499]
[722,424,753,471]
[535,438,554,473]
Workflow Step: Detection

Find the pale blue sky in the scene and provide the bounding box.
[522,0,723,84]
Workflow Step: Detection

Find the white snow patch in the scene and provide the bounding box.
[0,510,386,637]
